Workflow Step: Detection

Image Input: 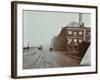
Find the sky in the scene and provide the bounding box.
[23,10,91,50]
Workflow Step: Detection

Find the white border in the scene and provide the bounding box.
[17,3,96,76]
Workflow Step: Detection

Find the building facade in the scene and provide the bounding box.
[65,27,90,56]
[52,22,91,60]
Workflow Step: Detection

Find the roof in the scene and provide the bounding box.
[67,21,80,27]
[63,21,90,29]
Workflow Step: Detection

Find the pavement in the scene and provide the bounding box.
[23,49,80,69]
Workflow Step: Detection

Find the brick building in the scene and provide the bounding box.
[52,22,91,60]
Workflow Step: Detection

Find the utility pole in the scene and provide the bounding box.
[27,41,30,51]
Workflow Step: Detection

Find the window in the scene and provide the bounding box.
[74,32,77,36]
[88,32,91,35]
[74,39,77,42]
[87,38,91,42]
[79,39,82,43]
[79,31,82,35]
[68,31,72,35]
[68,39,72,44]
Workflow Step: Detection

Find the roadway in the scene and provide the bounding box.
[23,48,80,69]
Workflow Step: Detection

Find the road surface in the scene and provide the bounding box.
[23,49,80,69]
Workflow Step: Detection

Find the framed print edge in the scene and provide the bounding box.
[11,1,98,79]
[11,1,17,78]
[96,6,98,74]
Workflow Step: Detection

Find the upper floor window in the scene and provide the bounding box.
[79,31,82,35]
[68,31,72,35]
[74,32,77,36]
[88,32,91,35]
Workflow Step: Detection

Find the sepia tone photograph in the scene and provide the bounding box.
[23,10,91,69]
[11,1,97,78]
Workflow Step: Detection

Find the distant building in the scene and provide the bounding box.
[52,28,67,51]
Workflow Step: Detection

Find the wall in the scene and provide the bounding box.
[0,0,100,80]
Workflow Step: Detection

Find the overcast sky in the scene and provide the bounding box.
[23,10,91,49]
